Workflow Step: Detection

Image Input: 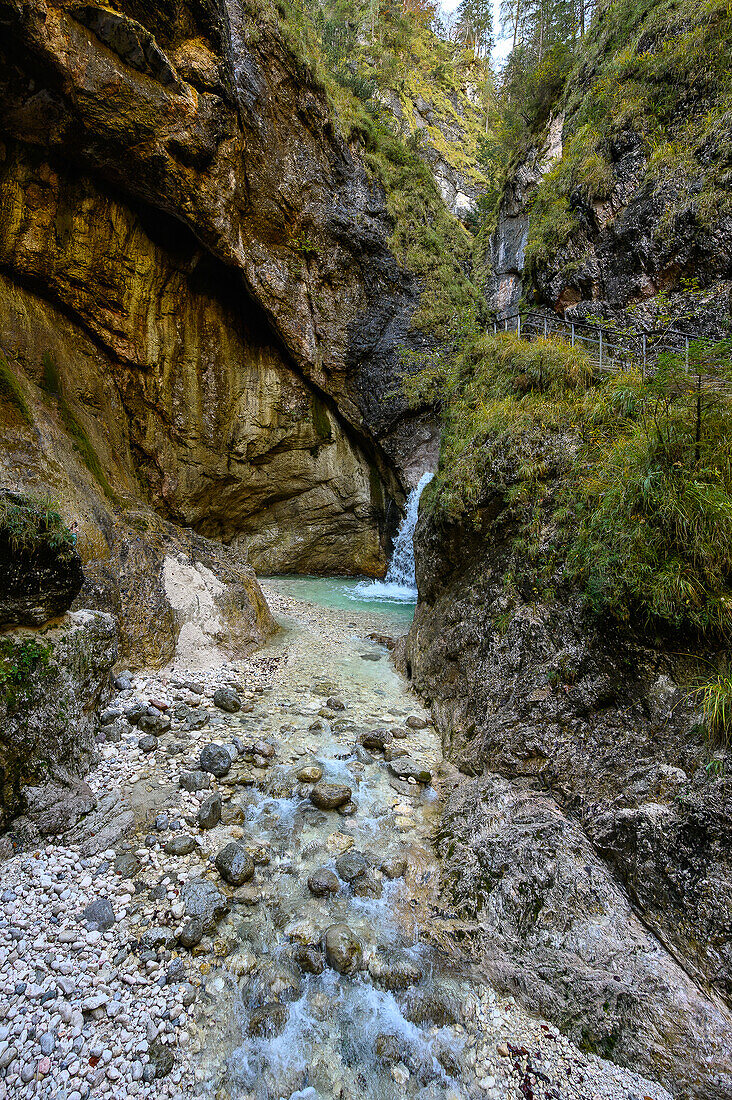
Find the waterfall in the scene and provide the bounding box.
[351,470,433,602]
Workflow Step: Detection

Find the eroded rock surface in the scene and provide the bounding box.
[406,476,732,1098]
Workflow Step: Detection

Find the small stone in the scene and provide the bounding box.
[296,765,323,783]
[197,793,222,831]
[324,923,363,975]
[248,1002,288,1038]
[294,945,325,975]
[213,687,241,713]
[361,729,392,752]
[335,850,367,883]
[39,1032,55,1055]
[179,770,211,792]
[164,834,197,856]
[147,1042,174,1079]
[388,759,432,785]
[496,1044,509,1057]
[380,855,407,879]
[406,715,427,729]
[178,918,204,948]
[138,713,170,735]
[310,782,352,810]
[200,744,232,778]
[307,868,340,896]
[326,697,346,711]
[215,842,255,886]
[114,851,141,877]
[81,897,115,931]
[138,734,159,753]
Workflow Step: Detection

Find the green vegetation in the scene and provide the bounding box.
[0,350,32,425]
[409,328,732,637]
[254,0,487,339]
[521,0,732,284]
[695,669,732,743]
[0,493,75,555]
[0,637,52,711]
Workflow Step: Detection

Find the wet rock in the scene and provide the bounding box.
[335,850,367,882]
[360,653,381,661]
[197,793,222,830]
[391,726,409,740]
[248,1002,288,1038]
[138,734,159,753]
[114,851,141,877]
[354,746,374,764]
[326,697,346,710]
[406,716,428,729]
[297,765,323,783]
[147,1042,174,1079]
[125,701,146,724]
[352,870,382,898]
[178,918,204,948]
[200,744,232,778]
[389,760,432,785]
[380,855,407,879]
[215,842,255,885]
[182,878,230,931]
[308,868,340,896]
[310,782,352,810]
[138,712,170,735]
[213,687,241,712]
[338,800,358,816]
[375,1032,402,1065]
[233,884,262,905]
[361,730,392,752]
[164,834,197,856]
[81,897,115,931]
[179,769,211,792]
[324,923,363,975]
[369,952,422,990]
[294,944,325,974]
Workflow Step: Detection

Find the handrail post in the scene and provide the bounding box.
[685,337,689,373]
[544,317,548,338]
[504,318,508,333]
[571,323,575,347]
[517,314,521,339]
[599,330,603,371]
[643,333,647,377]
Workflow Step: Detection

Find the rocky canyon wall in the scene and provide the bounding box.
[404,471,732,1100]
[0,0,438,661]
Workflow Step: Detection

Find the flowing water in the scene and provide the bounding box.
[183,477,668,1100]
[352,471,434,603]
[187,587,467,1100]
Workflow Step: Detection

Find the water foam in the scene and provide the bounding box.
[350,471,434,603]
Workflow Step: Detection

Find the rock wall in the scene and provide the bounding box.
[405,481,732,1099]
[0,609,118,835]
[0,0,433,596]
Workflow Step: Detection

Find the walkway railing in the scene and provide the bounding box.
[492,311,730,383]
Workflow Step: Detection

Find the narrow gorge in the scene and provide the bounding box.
[1,0,732,1098]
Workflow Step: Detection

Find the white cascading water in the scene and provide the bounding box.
[351,470,434,602]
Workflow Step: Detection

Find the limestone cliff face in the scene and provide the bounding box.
[0,0,426,599]
[405,478,732,1099]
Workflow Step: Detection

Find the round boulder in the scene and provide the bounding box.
[197,793,222,831]
[213,687,241,713]
[307,868,340,897]
[215,842,255,886]
[199,744,232,778]
[324,923,363,975]
[335,850,367,883]
[310,782,352,810]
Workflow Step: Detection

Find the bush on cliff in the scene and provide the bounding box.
[411,329,732,637]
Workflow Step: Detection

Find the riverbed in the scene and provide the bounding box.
[0,582,670,1100]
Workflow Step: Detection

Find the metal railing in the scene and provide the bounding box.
[491,311,729,383]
